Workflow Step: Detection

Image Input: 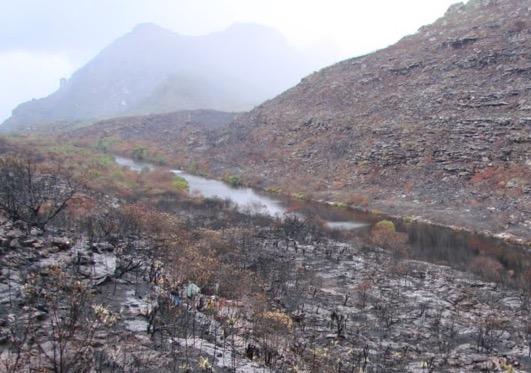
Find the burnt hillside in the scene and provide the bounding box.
[205,0,531,242]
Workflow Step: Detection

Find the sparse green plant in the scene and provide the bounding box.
[224,174,241,187]
[172,175,189,191]
[374,219,396,232]
[292,192,306,200]
[95,137,117,152]
[331,201,347,209]
[132,146,146,160]
[266,186,282,194]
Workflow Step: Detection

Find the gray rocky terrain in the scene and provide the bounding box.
[0,204,529,371]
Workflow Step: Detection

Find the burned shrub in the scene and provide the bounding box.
[469,256,504,283]
[0,155,76,230]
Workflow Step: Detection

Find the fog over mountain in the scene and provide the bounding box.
[1,22,328,132]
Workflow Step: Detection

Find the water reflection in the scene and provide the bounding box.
[114,156,367,230]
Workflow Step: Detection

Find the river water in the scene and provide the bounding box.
[114,155,369,230]
[114,155,530,282]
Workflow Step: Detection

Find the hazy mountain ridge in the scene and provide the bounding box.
[1,22,325,133]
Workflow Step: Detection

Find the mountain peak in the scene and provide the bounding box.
[0,21,324,133]
[131,22,174,36]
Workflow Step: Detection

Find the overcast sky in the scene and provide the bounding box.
[0,0,464,122]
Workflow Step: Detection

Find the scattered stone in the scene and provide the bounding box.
[5,229,23,239]
[30,227,43,236]
[50,237,71,250]
[9,239,21,249]
[92,242,114,252]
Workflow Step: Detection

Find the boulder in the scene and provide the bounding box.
[30,227,43,236]
[5,229,24,239]
[9,239,22,249]
[21,237,37,246]
[50,237,72,251]
[0,237,9,248]
[92,242,115,252]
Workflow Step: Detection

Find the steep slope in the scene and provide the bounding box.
[206,0,531,240]
[1,23,322,133]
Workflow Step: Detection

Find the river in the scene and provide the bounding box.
[114,155,530,283]
[114,155,370,230]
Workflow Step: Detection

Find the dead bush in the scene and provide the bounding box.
[0,155,76,230]
[469,256,504,282]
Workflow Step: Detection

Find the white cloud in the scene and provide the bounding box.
[0,51,75,122]
[147,0,461,58]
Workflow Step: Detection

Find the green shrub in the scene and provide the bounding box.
[374,219,396,232]
[152,154,167,165]
[224,175,241,187]
[46,144,78,155]
[132,146,146,160]
[172,175,189,191]
[95,138,117,152]
[96,154,114,167]
[292,192,306,200]
[331,201,348,209]
[266,186,282,194]
[371,219,408,256]
[403,215,416,225]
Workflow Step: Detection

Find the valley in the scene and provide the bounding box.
[0,0,530,372]
[0,138,529,371]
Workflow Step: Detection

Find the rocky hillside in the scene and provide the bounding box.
[62,0,531,243]
[198,0,530,242]
[67,110,236,164]
[1,23,325,133]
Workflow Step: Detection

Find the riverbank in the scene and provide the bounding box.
[58,107,530,248]
[102,139,530,248]
[114,154,530,290]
